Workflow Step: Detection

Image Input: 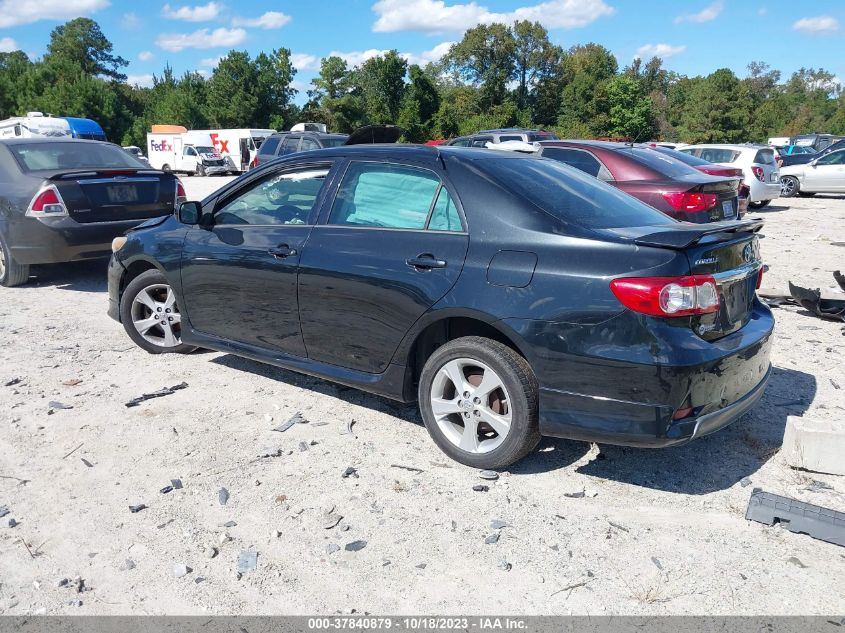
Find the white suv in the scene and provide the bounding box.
[677,144,780,208]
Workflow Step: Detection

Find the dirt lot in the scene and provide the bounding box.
[1,176,843,615]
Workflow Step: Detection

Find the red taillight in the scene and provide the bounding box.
[756,265,765,290]
[662,191,718,213]
[751,166,765,182]
[175,180,187,205]
[610,276,720,318]
[27,186,67,217]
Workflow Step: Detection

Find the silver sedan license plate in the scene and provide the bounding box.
[107,185,139,203]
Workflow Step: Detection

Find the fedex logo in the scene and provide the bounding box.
[210,133,229,154]
[150,140,172,152]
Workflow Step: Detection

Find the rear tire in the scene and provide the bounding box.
[418,336,540,469]
[797,192,816,198]
[0,233,30,287]
[780,176,799,198]
[120,269,196,354]
[748,200,771,209]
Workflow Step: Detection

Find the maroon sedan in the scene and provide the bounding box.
[535,141,741,223]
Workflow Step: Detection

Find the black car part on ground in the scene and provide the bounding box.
[746,489,845,547]
[788,280,845,322]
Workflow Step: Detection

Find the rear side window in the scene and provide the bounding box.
[427,188,462,231]
[280,136,300,155]
[8,142,145,171]
[698,148,739,163]
[300,137,320,151]
[259,136,280,155]
[477,157,672,229]
[753,149,776,165]
[449,138,470,147]
[498,135,523,142]
[541,147,611,181]
[329,162,441,229]
[471,137,493,147]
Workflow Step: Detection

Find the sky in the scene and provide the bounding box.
[1,0,844,105]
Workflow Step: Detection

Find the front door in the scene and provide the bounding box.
[803,150,845,192]
[298,160,469,373]
[180,162,335,356]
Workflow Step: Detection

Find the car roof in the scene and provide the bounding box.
[0,137,112,146]
[268,144,535,163]
[678,143,769,150]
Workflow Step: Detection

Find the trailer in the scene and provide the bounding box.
[146,128,228,176]
[0,112,71,139]
[193,128,277,172]
[61,117,107,141]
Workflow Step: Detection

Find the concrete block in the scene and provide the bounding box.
[782,416,845,476]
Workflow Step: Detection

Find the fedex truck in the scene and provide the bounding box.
[0,112,71,139]
[146,127,228,176]
[194,128,276,172]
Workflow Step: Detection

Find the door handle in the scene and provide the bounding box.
[406,254,447,270]
[268,244,297,258]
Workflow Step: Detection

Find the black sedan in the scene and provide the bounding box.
[0,138,185,286]
[107,146,773,468]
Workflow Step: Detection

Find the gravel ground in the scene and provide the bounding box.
[0,175,843,616]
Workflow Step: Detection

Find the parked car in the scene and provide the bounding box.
[446,128,558,147]
[647,145,749,218]
[791,133,845,152]
[107,145,772,468]
[502,140,741,223]
[123,145,150,166]
[771,144,816,168]
[677,144,780,209]
[0,138,185,287]
[779,148,845,197]
[255,125,403,167]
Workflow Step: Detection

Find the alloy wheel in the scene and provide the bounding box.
[429,357,512,454]
[130,283,183,348]
[780,176,796,196]
[0,244,6,279]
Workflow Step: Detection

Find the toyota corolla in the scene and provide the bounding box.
[107,146,773,468]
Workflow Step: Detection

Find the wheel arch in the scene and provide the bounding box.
[118,257,167,300]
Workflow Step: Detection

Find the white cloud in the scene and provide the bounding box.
[674,1,723,24]
[196,69,210,78]
[199,56,223,67]
[0,0,109,28]
[231,11,290,29]
[634,43,686,60]
[291,53,320,72]
[403,41,454,65]
[330,48,391,67]
[290,79,308,92]
[792,15,839,34]
[138,50,154,62]
[121,12,141,29]
[0,37,17,52]
[371,0,614,34]
[156,27,247,52]
[162,2,222,22]
[126,73,155,88]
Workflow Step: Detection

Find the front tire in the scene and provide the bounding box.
[418,336,540,469]
[780,176,799,198]
[119,269,196,354]
[0,233,30,287]
[748,200,771,209]
[196,164,206,177]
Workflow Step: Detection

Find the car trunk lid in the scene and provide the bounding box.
[48,170,176,224]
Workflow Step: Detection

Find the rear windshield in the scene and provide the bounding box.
[321,137,348,148]
[697,148,740,163]
[753,149,776,165]
[8,142,146,171]
[478,157,672,229]
[614,147,701,178]
[651,146,711,167]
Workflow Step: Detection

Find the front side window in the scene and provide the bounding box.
[542,147,610,180]
[184,147,197,157]
[817,150,845,165]
[214,167,330,226]
[329,163,442,229]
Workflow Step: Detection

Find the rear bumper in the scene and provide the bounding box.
[747,180,780,202]
[107,255,124,322]
[6,216,145,265]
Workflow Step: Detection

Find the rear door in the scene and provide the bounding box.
[297,160,469,373]
[180,161,337,356]
[752,148,779,185]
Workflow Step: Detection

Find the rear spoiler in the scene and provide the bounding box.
[47,169,163,180]
[627,219,765,249]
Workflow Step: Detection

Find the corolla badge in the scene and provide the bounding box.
[695,257,719,266]
[742,243,753,263]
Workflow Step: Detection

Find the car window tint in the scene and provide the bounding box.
[280,136,300,155]
[541,147,603,177]
[817,150,845,165]
[753,149,776,165]
[471,137,493,147]
[259,136,280,155]
[499,135,522,142]
[427,187,462,231]
[450,139,470,147]
[8,141,145,171]
[300,138,320,151]
[329,163,440,229]
[699,148,738,163]
[478,157,672,229]
[215,168,329,226]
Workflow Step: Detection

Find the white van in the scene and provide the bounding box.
[0,112,71,139]
[146,130,228,176]
[194,128,276,172]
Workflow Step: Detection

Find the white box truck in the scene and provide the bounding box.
[146,128,228,176]
[194,128,276,173]
[0,112,71,139]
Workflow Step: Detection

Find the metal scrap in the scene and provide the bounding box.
[745,489,845,547]
[788,281,845,322]
[125,382,188,407]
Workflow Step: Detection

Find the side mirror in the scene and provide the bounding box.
[810,159,818,167]
[178,201,202,225]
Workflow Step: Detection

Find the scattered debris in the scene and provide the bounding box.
[221,520,237,528]
[81,458,93,468]
[194,577,205,584]
[490,519,510,530]
[258,447,283,458]
[345,419,356,435]
[172,563,192,578]
[322,512,343,529]
[125,382,188,408]
[607,521,629,533]
[805,480,833,493]
[298,441,309,452]
[831,379,841,390]
[472,485,489,492]
[119,559,136,571]
[206,547,218,559]
[8,518,18,528]
[564,490,585,499]
[345,540,367,552]
[391,464,424,473]
[651,557,663,571]
[325,543,340,554]
[62,378,82,386]
[62,443,84,459]
[128,504,147,514]
[0,506,9,518]
[4,377,21,387]
[274,412,307,432]
[745,489,845,547]
[218,487,229,506]
[787,556,808,568]
[788,280,845,322]
[497,560,512,571]
[479,470,499,481]
[551,579,590,596]
[237,550,258,574]
[49,401,73,410]
[484,533,500,545]
[171,479,183,490]
[740,477,752,488]
[160,486,173,495]
[415,563,427,569]
[342,466,359,479]
[275,495,287,504]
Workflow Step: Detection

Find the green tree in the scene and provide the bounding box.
[676,69,752,143]
[206,51,260,128]
[606,75,656,140]
[512,21,561,111]
[43,17,128,80]
[556,44,618,136]
[444,23,516,107]
[398,64,441,142]
[255,48,297,129]
[356,50,407,124]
